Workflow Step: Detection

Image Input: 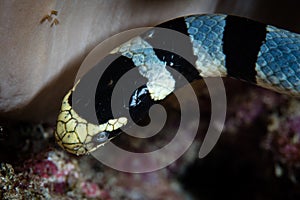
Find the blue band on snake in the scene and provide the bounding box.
[54,14,300,155]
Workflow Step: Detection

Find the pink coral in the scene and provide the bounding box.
[81,181,102,198]
[225,89,282,133]
[32,160,58,178]
[263,99,300,182]
[272,116,300,165]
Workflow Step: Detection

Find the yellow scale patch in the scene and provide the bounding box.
[55,81,128,155]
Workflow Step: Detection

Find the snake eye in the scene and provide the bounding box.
[93,131,109,144]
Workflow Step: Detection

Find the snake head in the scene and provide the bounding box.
[54,81,127,156]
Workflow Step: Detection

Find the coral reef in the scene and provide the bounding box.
[1,81,300,199]
[0,132,189,199]
[0,148,191,199]
[0,150,107,199]
[263,99,300,183]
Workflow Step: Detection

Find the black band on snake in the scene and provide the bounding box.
[54,14,300,155]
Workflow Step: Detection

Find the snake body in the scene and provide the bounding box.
[55,14,300,155]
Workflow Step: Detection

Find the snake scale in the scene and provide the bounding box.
[54,14,300,155]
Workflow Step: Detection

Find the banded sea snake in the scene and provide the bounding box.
[54,14,300,155]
